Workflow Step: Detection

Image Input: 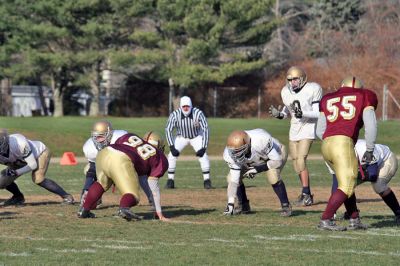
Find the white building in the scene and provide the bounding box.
[11,85,53,117]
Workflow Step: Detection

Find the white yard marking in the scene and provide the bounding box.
[0,252,30,257]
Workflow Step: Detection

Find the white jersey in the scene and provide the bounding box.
[223,129,283,170]
[326,139,392,174]
[0,134,45,168]
[281,82,322,141]
[83,130,128,162]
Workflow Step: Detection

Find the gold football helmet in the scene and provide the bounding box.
[286,66,307,91]
[91,121,113,150]
[0,129,9,155]
[226,130,251,164]
[341,76,363,89]
[143,131,165,152]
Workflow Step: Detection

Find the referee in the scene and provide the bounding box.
[165,96,212,189]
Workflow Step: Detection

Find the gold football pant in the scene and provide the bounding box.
[289,139,313,174]
[322,136,358,197]
[96,147,140,201]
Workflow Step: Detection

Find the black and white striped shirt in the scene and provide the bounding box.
[165,107,209,148]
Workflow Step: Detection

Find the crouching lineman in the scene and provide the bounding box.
[0,129,74,205]
[223,129,292,217]
[78,132,169,221]
[80,120,128,208]
[329,139,400,224]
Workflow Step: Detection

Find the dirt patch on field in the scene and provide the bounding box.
[1,185,393,216]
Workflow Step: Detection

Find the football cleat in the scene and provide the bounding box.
[62,194,75,205]
[317,219,347,231]
[77,208,96,218]
[165,179,175,189]
[117,208,143,221]
[280,203,292,217]
[347,217,368,230]
[294,193,313,206]
[223,203,235,216]
[203,179,213,189]
[234,200,251,215]
[1,194,25,206]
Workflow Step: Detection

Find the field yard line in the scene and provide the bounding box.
[0,252,30,257]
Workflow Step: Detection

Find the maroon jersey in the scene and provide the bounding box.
[110,133,168,178]
[319,87,378,142]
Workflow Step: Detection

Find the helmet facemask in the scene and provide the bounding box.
[91,121,113,151]
[286,66,307,92]
[228,143,250,164]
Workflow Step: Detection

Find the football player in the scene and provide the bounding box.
[80,121,128,208]
[223,129,292,217]
[316,76,378,231]
[328,140,400,224]
[269,66,322,207]
[78,132,169,221]
[0,129,74,205]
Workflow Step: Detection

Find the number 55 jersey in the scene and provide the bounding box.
[319,87,378,142]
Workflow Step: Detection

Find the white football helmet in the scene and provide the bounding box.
[0,129,9,156]
[91,121,113,150]
[180,96,192,117]
[286,66,307,91]
[341,76,363,89]
[226,130,251,164]
[143,131,165,152]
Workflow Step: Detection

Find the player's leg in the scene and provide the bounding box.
[373,152,400,223]
[110,153,142,221]
[267,168,291,217]
[291,139,313,206]
[33,148,74,204]
[318,136,358,231]
[79,148,114,218]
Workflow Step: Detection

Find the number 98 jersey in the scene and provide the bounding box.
[111,133,168,178]
[319,87,378,142]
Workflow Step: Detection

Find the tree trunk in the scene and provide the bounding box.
[51,74,64,117]
[88,63,101,116]
[0,78,12,116]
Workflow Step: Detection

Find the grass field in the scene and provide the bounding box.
[1,117,400,265]
[1,117,399,156]
[1,159,400,265]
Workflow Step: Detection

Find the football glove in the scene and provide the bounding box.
[223,203,234,216]
[361,150,375,165]
[243,168,257,179]
[169,145,180,157]
[269,105,283,119]
[4,168,17,178]
[196,148,206,157]
[290,101,303,118]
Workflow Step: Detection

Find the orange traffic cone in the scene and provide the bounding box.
[60,152,78,166]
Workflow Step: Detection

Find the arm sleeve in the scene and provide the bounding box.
[15,152,37,176]
[199,111,209,148]
[301,102,320,118]
[227,169,241,204]
[165,113,176,146]
[363,108,377,151]
[148,177,162,214]
[315,112,327,140]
